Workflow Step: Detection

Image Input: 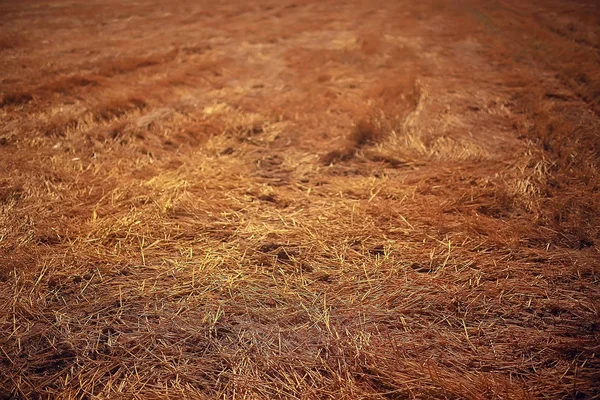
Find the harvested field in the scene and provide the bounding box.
[1,0,599,398]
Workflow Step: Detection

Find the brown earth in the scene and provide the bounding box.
[1,0,599,398]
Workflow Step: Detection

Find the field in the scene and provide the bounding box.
[1,0,599,398]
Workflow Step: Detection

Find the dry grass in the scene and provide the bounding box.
[97,51,179,78]
[1,0,599,399]
[1,76,101,109]
[91,96,148,123]
[38,75,101,95]
[0,92,34,108]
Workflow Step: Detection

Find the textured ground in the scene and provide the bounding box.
[1,0,599,398]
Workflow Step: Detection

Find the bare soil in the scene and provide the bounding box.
[1,0,599,398]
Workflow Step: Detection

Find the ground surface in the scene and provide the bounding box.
[1,0,599,398]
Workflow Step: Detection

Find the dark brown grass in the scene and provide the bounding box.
[321,119,383,165]
[38,75,101,95]
[322,75,420,165]
[42,114,79,137]
[1,75,102,107]
[0,32,24,51]
[97,50,178,77]
[92,96,147,123]
[0,92,34,107]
